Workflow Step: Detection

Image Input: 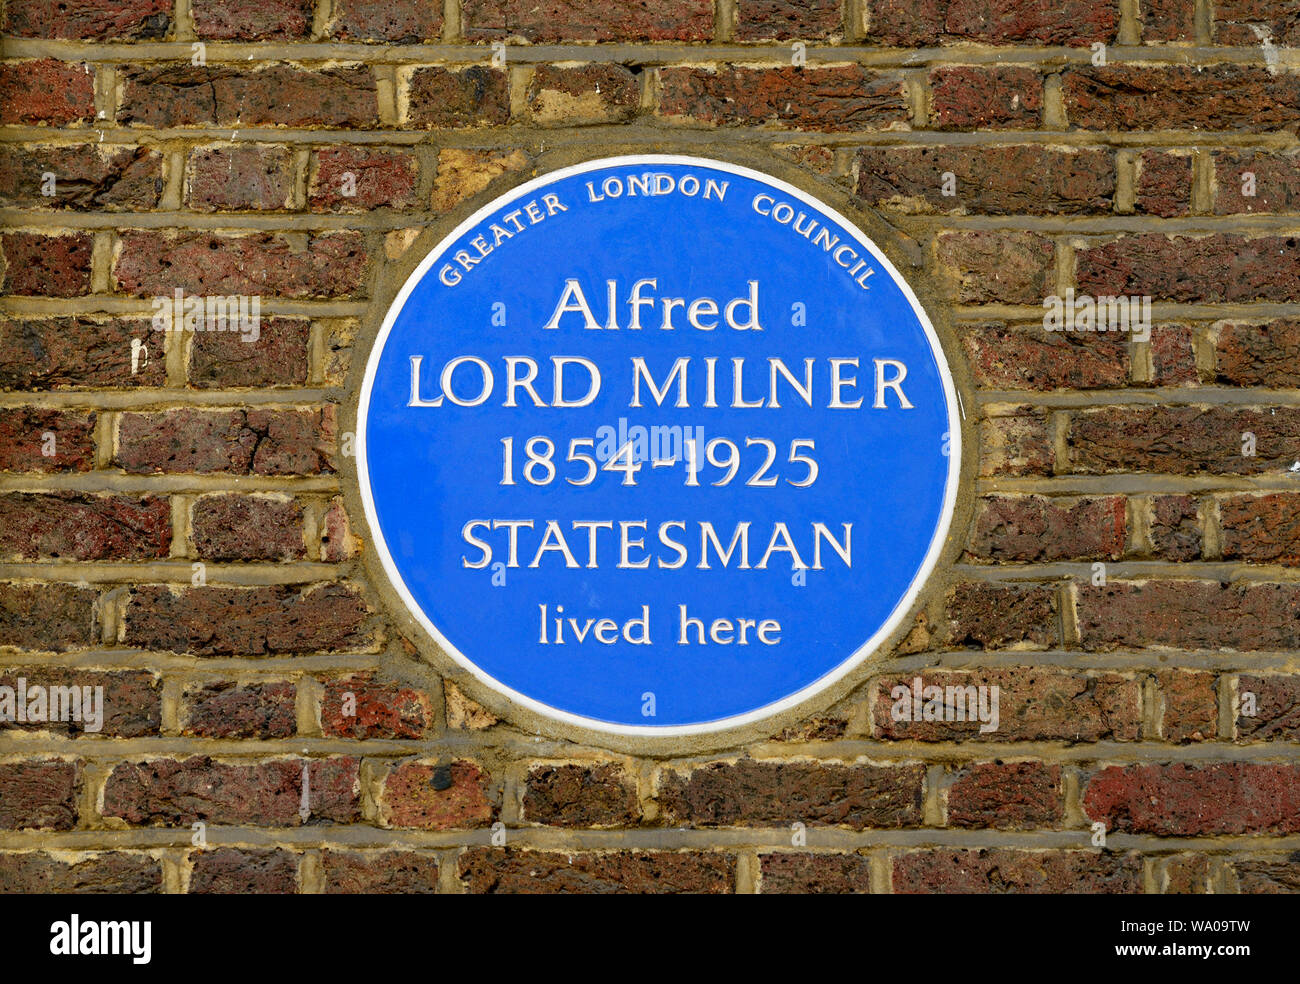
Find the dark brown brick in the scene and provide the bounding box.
[458,848,734,894]
[0,408,95,473]
[758,853,872,893]
[0,146,163,210]
[3,0,170,38]
[0,852,161,893]
[1063,66,1300,131]
[1214,0,1300,45]
[936,230,1054,304]
[968,495,1125,562]
[0,760,78,829]
[191,0,314,40]
[961,323,1128,390]
[115,408,336,476]
[523,763,640,827]
[406,67,511,128]
[188,848,297,894]
[1220,493,1300,564]
[322,850,440,893]
[328,0,444,41]
[1149,494,1202,561]
[527,64,641,127]
[947,761,1063,829]
[0,317,165,389]
[187,318,310,388]
[309,147,419,212]
[181,682,296,739]
[0,582,98,651]
[1,231,92,297]
[929,66,1044,129]
[1150,324,1197,386]
[943,582,1058,649]
[735,0,842,40]
[1162,854,1211,894]
[1143,0,1196,40]
[0,492,170,561]
[0,60,95,125]
[186,145,296,212]
[1135,150,1193,217]
[979,406,1054,477]
[462,0,713,41]
[1232,854,1300,893]
[191,493,305,562]
[1158,670,1217,742]
[0,668,160,737]
[1236,674,1300,741]
[1215,150,1300,214]
[893,849,1142,893]
[1215,320,1300,387]
[865,0,1118,45]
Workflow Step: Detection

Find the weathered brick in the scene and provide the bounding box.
[1231,854,1300,893]
[0,317,164,389]
[0,146,163,210]
[104,757,359,825]
[1078,581,1300,652]
[0,760,78,829]
[3,0,170,38]
[319,498,359,561]
[1068,406,1300,475]
[1149,494,1202,561]
[1085,762,1300,835]
[458,848,734,894]
[188,318,310,388]
[758,853,872,893]
[0,852,161,893]
[523,763,640,827]
[1,231,92,297]
[191,0,314,40]
[961,323,1127,390]
[0,582,98,651]
[857,146,1112,215]
[191,494,305,562]
[322,850,440,893]
[118,65,379,128]
[527,64,641,127]
[1214,150,1300,214]
[929,66,1044,130]
[1135,150,1192,217]
[1214,0,1300,45]
[1236,674,1300,740]
[321,674,432,739]
[328,0,444,41]
[979,406,1054,477]
[406,67,510,127]
[1161,854,1211,894]
[380,760,494,829]
[660,67,909,131]
[658,760,925,829]
[865,0,1118,44]
[115,408,336,476]
[0,60,95,125]
[462,0,713,41]
[430,147,530,213]
[1079,234,1300,304]
[0,408,95,473]
[873,669,1142,742]
[1143,0,1196,40]
[309,147,419,212]
[123,583,373,657]
[735,0,842,40]
[0,492,170,561]
[943,582,1058,649]
[936,230,1054,305]
[1063,66,1300,131]
[181,682,296,739]
[0,668,160,737]
[1220,493,1300,564]
[893,849,1142,893]
[1215,320,1300,387]
[186,145,296,212]
[947,761,1063,829]
[968,495,1125,562]
[1158,670,1218,742]
[1150,324,1197,386]
[188,848,297,894]
[115,231,367,298]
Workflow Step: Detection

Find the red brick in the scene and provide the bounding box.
[1220,493,1300,564]
[406,67,511,127]
[381,760,495,829]
[660,66,908,131]
[758,853,872,893]
[186,145,296,212]
[857,146,1111,215]
[865,0,1118,45]
[1150,324,1197,386]
[188,848,297,894]
[181,682,296,739]
[328,0,444,41]
[1214,0,1300,45]
[1143,0,1196,41]
[321,674,432,739]
[187,318,310,388]
[893,849,1142,893]
[1086,762,1300,835]
[526,64,642,127]
[1079,234,1300,304]
[115,231,367,299]
[0,760,78,829]
[658,760,924,829]
[105,757,359,826]
[118,65,378,128]
[3,0,170,38]
[1068,406,1300,476]
[191,494,305,562]
[0,582,98,651]
[1158,670,1217,742]
[115,408,336,476]
[1078,581,1300,652]
[122,583,373,657]
[1215,320,1300,387]
[191,0,314,40]
[735,0,842,40]
[458,848,734,894]
[0,60,95,125]
[322,850,440,893]
[0,668,160,737]
[961,323,1127,390]
[319,498,359,561]
[873,669,1142,742]
[947,761,1063,828]
[462,0,713,41]
[309,147,419,212]
[0,317,165,389]
[942,582,1058,649]
[523,763,640,827]
[1231,854,1300,893]
[936,230,1054,305]
[1236,674,1300,740]
[1149,494,1202,561]
[1,231,92,297]
[0,852,161,893]
[969,495,1125,562]
[929,66,1044,129]
[1135,150,1192,217]
[0,492,170,561]
[0,408,95,473]
[1215,150,1300,214]
[0,146,163,210]
[1063,66,1300,131]
[979,406,1054,477]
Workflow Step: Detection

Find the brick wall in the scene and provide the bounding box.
[2,0,1300,894]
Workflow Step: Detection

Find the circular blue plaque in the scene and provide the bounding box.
[359,156,960,735]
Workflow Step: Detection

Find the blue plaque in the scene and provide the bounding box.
[359,156,960,735]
